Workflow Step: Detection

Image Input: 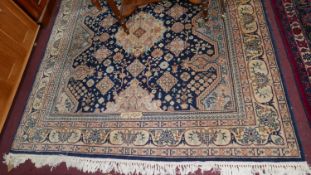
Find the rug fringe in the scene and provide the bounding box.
[3,153,311,175]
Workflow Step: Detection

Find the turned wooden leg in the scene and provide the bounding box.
[219,0,227,17]
[107,0,129,34]
[91,0,102,10]
[202,0,211,21]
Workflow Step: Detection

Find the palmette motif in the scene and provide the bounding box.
[12,0,301,159]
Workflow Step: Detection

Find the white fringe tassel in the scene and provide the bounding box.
[3,153,311,175]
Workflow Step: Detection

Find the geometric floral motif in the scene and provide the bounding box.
[115,12,166,57]
[166,37,189,56]
[167,4,188,19]
[100,15,116,28]
[126,59,146,77]
[96,76,114,95]
[72,65,94,80]
[171,22,185,33]
[105,79,163,114]
[133,27,147,38]
[157,72,178,93]
[182,54,214,72]
[93,46,111,62]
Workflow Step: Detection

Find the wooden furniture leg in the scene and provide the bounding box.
[106,0,129,34]
[91,0,102,10]
[90,0,128,33]
[219,0,227,17]
[91,0,222,34]
[202,0,211,21]
[91,0,161,34]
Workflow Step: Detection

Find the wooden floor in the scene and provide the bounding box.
[0,0,39,133]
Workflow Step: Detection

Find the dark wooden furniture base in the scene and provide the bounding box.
[14,0,56,26]
[91,0,215,34]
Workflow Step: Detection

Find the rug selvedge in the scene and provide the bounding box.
[10,0,303,160]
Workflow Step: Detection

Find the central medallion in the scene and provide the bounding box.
[115,12,166,57]
[133,27,146,38]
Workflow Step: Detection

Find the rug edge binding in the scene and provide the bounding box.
[3,153,311,175]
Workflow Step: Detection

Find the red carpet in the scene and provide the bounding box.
[272,0,311,124]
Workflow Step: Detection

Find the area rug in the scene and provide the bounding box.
[3,0,311,174]
[272,0,311,123]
